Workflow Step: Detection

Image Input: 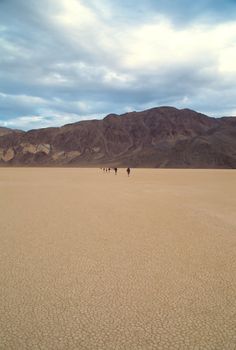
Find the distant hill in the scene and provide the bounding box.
[0,127,23,137]
[0,106,236,168]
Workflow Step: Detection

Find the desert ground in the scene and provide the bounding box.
[0,168,235,350]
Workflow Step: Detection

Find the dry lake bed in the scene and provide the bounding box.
[0,168,236,349]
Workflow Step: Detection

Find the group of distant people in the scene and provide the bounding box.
[101,167,131,176]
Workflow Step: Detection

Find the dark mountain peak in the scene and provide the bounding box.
[104,113,118,119]
[103,113,119,124]
[0,106,235,168]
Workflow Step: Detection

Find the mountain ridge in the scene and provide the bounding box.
[0,106,236,168]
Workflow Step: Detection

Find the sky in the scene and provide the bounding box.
[0,0,236,130]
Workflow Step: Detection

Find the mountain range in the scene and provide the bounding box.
[0,106,236,168]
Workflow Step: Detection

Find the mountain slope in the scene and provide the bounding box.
[0,107,235,168]
[0,127,24,137]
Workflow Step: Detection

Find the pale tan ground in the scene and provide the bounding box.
[0,168,236,350]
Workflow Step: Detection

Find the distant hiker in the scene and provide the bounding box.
[127,168,131,176]
[114,167,118,175]
[108,168,111,172]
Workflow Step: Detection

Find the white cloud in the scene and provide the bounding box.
[0,92,47,106]
[1,0,236,129]
[121,19,236,74]
[3,0,236,76]
[0,115,46,128]
[53,0,97,27]
[46,1,236,81]
[0,111,98,130]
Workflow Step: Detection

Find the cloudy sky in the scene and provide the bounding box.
[1,0,236,130]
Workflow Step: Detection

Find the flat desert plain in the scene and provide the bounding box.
[0,168,236,350]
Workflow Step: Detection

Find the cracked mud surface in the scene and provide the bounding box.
[0,168,236,349]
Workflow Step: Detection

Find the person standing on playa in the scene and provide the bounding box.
[114,167,118,175]
[126,168,131,176]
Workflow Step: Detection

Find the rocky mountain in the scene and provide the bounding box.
[0,106,236,168]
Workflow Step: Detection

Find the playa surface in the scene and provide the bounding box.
[0,168,236,350]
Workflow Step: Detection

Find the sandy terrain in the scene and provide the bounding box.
[0,168,236,350]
